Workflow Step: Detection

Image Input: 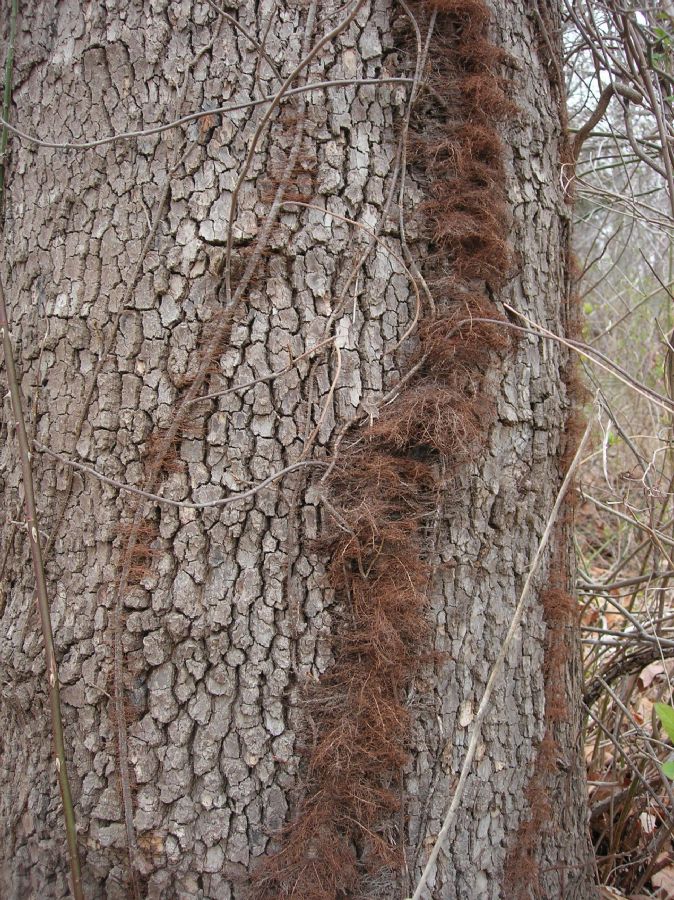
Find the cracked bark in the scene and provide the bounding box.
[0,1,595,898]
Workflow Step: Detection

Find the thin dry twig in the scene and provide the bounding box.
[0,78,412,152]
[409,422,592,900]
[35,444,326,509]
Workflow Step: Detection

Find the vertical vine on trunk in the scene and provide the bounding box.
[251,1,517,896]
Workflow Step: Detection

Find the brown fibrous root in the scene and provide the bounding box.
[250,1,517,897]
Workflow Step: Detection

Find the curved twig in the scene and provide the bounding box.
[0,78,412,152]
[573,81,643,161]
[35,444,326,509]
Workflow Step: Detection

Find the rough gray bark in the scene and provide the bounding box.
[0,1,595,898]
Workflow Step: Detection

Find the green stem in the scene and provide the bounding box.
[0,5,84,898]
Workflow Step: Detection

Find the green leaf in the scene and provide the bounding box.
[655,702,674,743]
[662,759,674,780]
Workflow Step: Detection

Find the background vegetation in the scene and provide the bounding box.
[568,2,674,895]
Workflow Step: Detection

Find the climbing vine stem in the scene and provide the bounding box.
[0,4,84,897]
[0,277,84,899]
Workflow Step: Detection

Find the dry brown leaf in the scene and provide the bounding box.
[639,811,657,836]
[600,887,629,899]
[639,662,666,691]
[652,854,674,899]
[633,696,655,729]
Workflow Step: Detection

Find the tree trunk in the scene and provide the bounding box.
[0,1,596,898]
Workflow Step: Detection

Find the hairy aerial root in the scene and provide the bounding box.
[251,0,518,896]
[503,546,579,897]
